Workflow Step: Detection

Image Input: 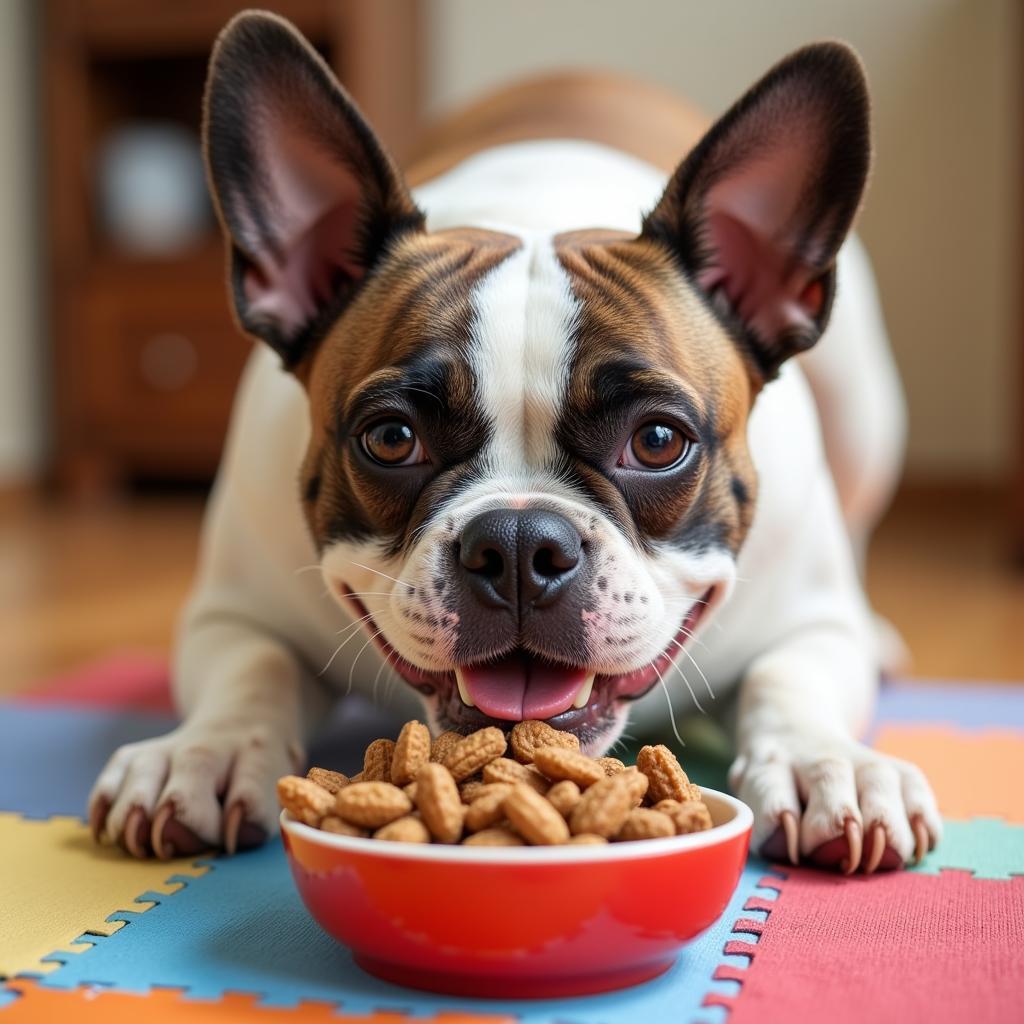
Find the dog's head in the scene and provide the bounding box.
[203,13,870,752]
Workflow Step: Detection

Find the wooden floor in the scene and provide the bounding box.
[1,485,1022,697]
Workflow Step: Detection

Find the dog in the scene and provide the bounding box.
[89,11,940,873]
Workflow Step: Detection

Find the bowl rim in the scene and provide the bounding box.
[280,784,752,864]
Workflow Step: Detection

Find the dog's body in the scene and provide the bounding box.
[183,139,881,727]
[90,15,938,872]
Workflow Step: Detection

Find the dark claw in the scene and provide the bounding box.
[222,801,268,855]
[151,803,208,861]
[864,823,886,874]
[122,806,152,859]
[912,815,931,865]
[863,824,904,874]
[760,816,798,866]
[90,796,112,843]
[810,819,862,874]
[236,821,267,851]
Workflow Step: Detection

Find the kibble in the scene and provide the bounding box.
[280,720,714,845]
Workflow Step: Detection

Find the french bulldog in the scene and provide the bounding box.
[90,11,939,873]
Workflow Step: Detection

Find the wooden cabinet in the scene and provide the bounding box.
[42,0,423,492]
[78,252,249,474]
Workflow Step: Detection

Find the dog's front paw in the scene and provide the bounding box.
[730,734,942,874]
[88,723,301,859]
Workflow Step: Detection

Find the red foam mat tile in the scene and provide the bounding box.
[719,867,1024,1024]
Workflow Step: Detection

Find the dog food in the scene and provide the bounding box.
[277,721,714,846]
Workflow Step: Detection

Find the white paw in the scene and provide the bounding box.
[730,732,942,873]
[88,721,301,859]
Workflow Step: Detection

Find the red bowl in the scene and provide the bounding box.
[281,786,751,999]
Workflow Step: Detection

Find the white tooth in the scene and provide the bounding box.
[455,668,474,707]
[573,674,596,709]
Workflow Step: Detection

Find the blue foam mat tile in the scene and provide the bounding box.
[0,705,178,818]
[681,874,782,1024]
[0,697,403,820]
[872,681,1024,732]
[5,680,1020,821]
[38,836,772,1023]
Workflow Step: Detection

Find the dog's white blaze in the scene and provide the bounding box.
[470,234,579,471]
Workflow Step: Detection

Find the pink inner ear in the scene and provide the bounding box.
[698,211,817,343]
[695,139,825,343]
[238,98,367,336]
[243,204,364,333]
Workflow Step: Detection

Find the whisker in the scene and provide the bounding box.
[320,613,375,676]
[332,611,375,636]
[401,385,444,407]
[382,663,405,704]
[347,561,415,590]
[371,654,391,703]
[607,730,636,759]
[407,517,439,548]
[390,648,442,683]
[293,564,323,576]
[348,627,386,697]
[676,625,709,652]
[665,655,707,716]
[669,637,716,701]
[372,383,444,410]
[651,662,687,747]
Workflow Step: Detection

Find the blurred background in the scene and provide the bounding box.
[0,0,1021,694]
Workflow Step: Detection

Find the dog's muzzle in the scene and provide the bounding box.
[337,503,713,745]
[447,507,598,720]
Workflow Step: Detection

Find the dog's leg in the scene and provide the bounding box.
[731,640,941,872]
[88,352,334,859]
[88,623,322,859]
[728,477,941,873]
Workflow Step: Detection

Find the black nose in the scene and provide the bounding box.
[458,508,582,611]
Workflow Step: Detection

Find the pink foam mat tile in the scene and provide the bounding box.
[713,866,1024,1024]
[18,653,174,714]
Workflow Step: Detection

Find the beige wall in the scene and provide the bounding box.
[0,1,1016,486]
[0,0,40,484]
[427,0,1020,484]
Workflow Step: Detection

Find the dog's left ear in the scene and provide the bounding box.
[203,11,424,370]
[642,42,870,381]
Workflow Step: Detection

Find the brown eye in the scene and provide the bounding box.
[625,422,689,470]
[361,419,422,466]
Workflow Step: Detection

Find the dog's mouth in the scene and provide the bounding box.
[341,586,714,737]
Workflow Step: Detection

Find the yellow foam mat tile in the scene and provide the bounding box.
[0,813,208,978]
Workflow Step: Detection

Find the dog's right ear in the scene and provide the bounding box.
[203,11,424,370]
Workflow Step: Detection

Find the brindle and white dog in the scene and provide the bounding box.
[90,12,940,873]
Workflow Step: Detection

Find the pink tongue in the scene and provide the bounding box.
[461,654,590,721]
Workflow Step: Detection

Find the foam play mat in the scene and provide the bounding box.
[2,658,1022,1022]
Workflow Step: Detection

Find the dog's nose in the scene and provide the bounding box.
[458,508,582,610]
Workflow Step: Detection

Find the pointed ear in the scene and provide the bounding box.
[642,43,870,381]
[202,12,424,369]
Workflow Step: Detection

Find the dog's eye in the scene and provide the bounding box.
[622,422,689,470]
[361,419,423,466]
